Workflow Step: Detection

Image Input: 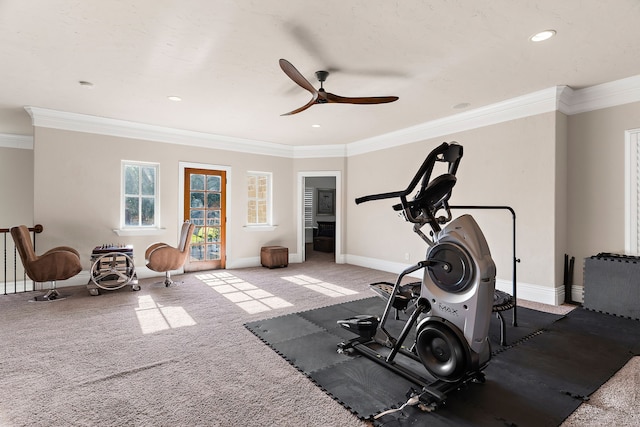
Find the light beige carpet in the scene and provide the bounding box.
[0,254,637,426]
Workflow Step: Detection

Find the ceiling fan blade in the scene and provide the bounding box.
[280,94,319,116]
[325,92,399,105]
[279,59,318,94]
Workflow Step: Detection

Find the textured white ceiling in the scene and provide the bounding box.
[1,0,639,146]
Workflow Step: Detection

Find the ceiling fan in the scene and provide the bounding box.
[279,58,399,116]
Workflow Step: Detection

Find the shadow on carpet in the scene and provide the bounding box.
[245,297,640,426]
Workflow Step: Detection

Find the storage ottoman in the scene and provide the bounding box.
[261,246,288,269]
[313,236,335,253]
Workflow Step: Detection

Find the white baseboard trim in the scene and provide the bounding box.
[226,257,261,269]
[12,267,178,292]
[228,252,344,268]
[495,278,561,305]
[22,257,583,307]
[571,285,584,304]
[346,254,571,306]
[345,254,428,279]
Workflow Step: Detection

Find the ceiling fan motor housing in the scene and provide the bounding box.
[315,70,329,82]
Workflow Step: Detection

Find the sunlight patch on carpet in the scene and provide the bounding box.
[135,295,196,334]
[281,274,358,297]
[196,272,293,314]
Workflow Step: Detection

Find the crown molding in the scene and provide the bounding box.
[22,74,640,158]
[561,74,640,115]
[293,144,347,158]
[24,107,294,158]
[347,75,640,156]
[348,86,563,157]
[0,133,33,149]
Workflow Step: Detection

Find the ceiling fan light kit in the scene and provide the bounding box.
[279,58,399,115]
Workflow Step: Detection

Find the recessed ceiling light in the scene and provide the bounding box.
[311,124,321,128]
[78,80,94,88]
[530,30,556,42]
[167,96,182,102]
[453,102,470,109]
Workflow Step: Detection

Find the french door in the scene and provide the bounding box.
[184,168,226,271]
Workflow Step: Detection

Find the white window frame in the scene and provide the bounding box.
[246,171,273,229]
[120,160,160,230]
[625,128,640,254]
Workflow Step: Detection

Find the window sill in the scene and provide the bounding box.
[113,227,166,237]
[243,225,277,232]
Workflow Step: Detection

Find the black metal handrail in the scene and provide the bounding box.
[0,224,43,295]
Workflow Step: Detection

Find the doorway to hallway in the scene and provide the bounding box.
[299,172,341,263]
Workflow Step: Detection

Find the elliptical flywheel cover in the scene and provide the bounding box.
[427,241,474,293]
[416,320,469,382]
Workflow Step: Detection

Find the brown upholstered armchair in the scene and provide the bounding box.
[10,225,82,301]
[145,221,195,286]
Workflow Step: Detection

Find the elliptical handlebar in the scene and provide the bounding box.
[355,142,463,229]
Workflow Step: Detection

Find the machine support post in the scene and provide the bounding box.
[378,261,431,344]
[386,300,428,362]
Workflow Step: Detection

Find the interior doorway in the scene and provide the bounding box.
[299,171,341,263]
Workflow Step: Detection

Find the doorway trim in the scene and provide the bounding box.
[297,171,343,264]
[179,162,232,266]
[625,128,640,254]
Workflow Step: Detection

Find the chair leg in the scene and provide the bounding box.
[164,271,174,287]
[36,281,62,301]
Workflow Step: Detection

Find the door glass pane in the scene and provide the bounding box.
[190,244,205,261]
[192,226,206,244]
[190,174,205,191]
[207,176,221,192]
[190,210,204,226]
[191,192,205,208]
[207,193,221,209]
[206,227,220,242]
[207,244,221,260]
[207,210,221,226]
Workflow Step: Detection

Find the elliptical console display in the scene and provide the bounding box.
[337,142,496,409]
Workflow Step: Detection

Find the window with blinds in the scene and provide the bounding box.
[247,172,272,225]
[304,188,313,227]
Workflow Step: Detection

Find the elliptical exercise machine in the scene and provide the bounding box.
[337,142,496,410]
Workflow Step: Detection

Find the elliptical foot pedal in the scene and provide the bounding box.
[370,281,421,310]
[337,315,379,340]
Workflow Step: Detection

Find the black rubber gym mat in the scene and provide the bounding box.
[487,303,563,347]
[293,296,561,347]
[245,300,639,426]
[312,356,418,419]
